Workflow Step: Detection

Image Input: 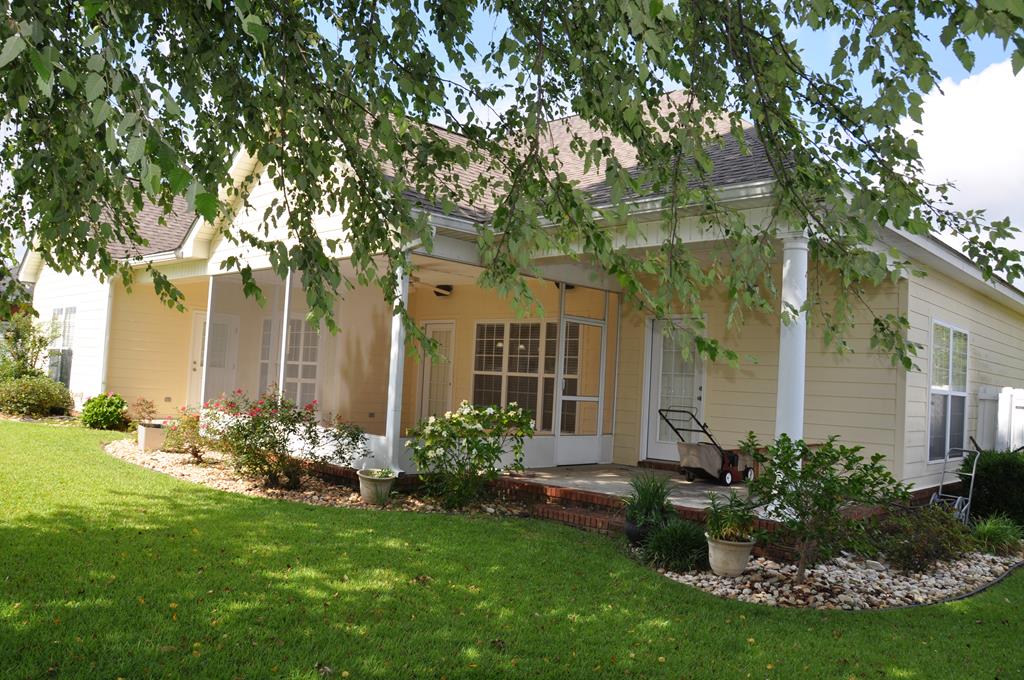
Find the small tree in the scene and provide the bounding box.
[0,311,59,380]
[748,435,909,583]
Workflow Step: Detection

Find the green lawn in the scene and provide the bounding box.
[1,422,1022,679]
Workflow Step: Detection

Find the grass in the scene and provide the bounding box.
[1,422,1022,679]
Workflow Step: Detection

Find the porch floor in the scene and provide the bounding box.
[509,464,746,510]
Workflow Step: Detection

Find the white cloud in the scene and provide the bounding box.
[905,60,1024,260]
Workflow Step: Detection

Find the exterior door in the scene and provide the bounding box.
[187,312,206,407]
[202,313,239,401]
[555,318,606,465]
[646,319,704,461]
[419,321,455,419]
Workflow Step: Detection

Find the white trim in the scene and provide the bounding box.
[926,317,970,464]
[187,310,207,407]
[384,268,410,471]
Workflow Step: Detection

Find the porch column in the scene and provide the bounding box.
[199,275,215,405]
[384,267,410,471]
[277,268,292,389]
[774,229,808,441]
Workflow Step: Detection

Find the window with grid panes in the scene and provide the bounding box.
[472,321,576,432]
[929,322,968,461]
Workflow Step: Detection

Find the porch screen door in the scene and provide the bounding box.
[646,319,703,461]
[419,321,454,418]
[555,318,605,465]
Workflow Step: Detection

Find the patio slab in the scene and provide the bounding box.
[509,463,746,510]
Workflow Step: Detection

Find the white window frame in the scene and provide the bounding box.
[471,319,562,433]
[282,316,321,406]
[51,307,76,349]
[928,319,969,463]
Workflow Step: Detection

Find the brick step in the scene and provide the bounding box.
[530,503,625,534]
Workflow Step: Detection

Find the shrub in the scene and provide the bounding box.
[641,519,708,573]
[407,401,534,509]
[748,435,909,583]
[962,450,1024,526]
[0,375,73,416]
[0,311,59,380]
[80,393,129,430]
[972,514,1023,556]
[623,473,675,529]
[164,407,209,463]
[705,490,755,542]
[867,505,977,572]
[205,390,368,489]
[131,397,157,424]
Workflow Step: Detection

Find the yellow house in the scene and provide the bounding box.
[18,115,1024,495]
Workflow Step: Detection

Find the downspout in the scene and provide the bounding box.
[98,280,115,393]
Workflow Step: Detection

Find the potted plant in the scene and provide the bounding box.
[357,467,398,505]
[622,473,675,545]
[705,490,756,577]
[133,397,166,452]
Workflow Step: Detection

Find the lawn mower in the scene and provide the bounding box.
[657,407,754,486]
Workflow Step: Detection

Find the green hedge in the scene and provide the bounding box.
[0,376,74,417]
[962,450,1024,525]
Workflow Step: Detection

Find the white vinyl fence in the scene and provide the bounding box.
[977,386,1024,451]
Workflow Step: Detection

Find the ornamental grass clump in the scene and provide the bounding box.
[641,519,708,573]
[972,514,1023,556]
[204,389,368,489]
[408,401,534,509]
[623,474,675,531]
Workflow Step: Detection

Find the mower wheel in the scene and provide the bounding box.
[720,470,734,486]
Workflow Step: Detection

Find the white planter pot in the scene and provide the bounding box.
[138,423,167,452]
[357,470,398,505]
[706,534,755,577]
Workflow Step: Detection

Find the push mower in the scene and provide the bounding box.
[657,408,754,486]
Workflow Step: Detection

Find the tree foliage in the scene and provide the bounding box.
[1,1,1022,362]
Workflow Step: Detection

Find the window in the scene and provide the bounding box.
[283,318,319,406]
[48,307,75,387]
[471,321,580,433]
[258,318,280,394]
[929,322,968,461]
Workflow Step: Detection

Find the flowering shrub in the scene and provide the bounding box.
[407,401,535,509]
[203,389,368,489]
[164,406,209,463]
[81,392,128,430]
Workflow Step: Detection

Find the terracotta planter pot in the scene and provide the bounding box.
[357,470,398,505]
[137,423,167,452]
[706,534,755,577]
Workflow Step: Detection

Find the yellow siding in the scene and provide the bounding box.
[612,264,904,473]
[105,278,209,417]
[903,267,1024,488]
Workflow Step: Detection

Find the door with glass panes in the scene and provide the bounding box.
[646,319,704,461]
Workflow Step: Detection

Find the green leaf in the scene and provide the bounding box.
[242,14,269,43]
[0,35,26,69]
[1013,50,1024,76]
[193,192,219,222]
[126,134,146,165]
[57,68,76,93]
[84,72,105,101]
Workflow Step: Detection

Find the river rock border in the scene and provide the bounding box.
[663,553,1023,609]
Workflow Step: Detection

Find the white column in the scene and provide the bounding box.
[774,229,809,441]
[199,275,215,405]
[384,268,410,471]
[277,269,292,391]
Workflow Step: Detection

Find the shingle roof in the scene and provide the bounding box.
[413,90,779,221]
[106,193,197,260]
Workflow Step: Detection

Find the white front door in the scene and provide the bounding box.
[203,313,239,401]
[646,319,704,461]
[187,312,206,407]
[419,321,455,419]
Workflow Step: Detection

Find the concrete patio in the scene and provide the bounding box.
[508,463,747,510]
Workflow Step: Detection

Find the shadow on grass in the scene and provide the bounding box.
[1,428,1022,678]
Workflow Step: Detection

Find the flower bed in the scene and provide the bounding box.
[104,438,528,517]
[662,553,1022,609]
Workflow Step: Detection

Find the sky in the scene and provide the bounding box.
[788,23,1024,260]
